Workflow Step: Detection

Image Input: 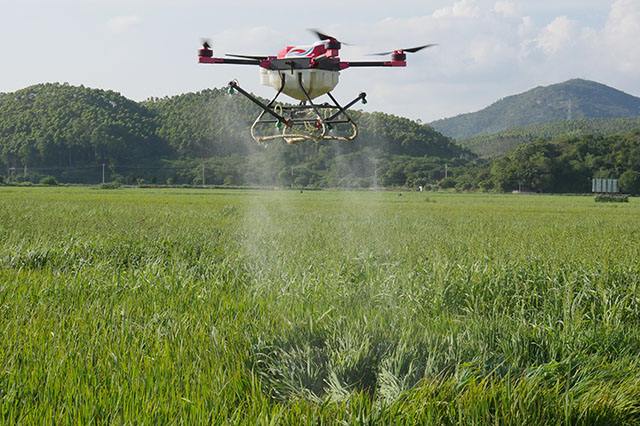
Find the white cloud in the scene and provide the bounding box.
[536,16,577,55]
[343,0,640,119]
[518,16,535,38]
[602,0,640,73]
[211,26,283,53]
[494,1,517,18]
[107,16,141,34]
[433,0,480,19]
[469,37,515,67]
[327,0,639,120]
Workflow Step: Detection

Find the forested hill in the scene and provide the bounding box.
[459,116,640,158]
[144,89,467,159]
[430,79,640,140]
[0,83,164,168]
[0,83,470,187]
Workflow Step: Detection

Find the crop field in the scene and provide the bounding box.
[1,187,640,424]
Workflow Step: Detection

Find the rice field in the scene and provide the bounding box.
[1,186,640,424]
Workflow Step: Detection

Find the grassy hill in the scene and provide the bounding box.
[459,116,640,158]
[430,79,640,140]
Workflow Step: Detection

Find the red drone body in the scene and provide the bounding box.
[198,30,435,144]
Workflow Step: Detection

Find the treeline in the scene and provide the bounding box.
[0,83,470,187]
[460,117,640,158]
[449,131,640,194]
[2,83,640,193]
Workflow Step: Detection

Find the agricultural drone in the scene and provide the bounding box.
[198,30,436,144]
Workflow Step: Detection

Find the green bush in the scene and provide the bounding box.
[39,176,58,186]
[439,177,457,189]
[595,194,629,202]
[99,182,121,190]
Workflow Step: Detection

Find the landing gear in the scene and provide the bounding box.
[228,76,367,144]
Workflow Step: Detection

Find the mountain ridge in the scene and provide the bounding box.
[430,79,640,140]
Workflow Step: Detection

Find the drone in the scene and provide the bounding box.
[198,30,436,144]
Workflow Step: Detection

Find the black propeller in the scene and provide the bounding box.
[369,44,437,56]
[308,29,351,46]
[225,54,269,60]
[309,29,336,41]
[201,39,211,49]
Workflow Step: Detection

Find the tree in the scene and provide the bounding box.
[619,170,640,195]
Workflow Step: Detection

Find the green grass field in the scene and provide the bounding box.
[1,187,640,424]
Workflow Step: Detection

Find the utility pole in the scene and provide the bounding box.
[102,163,106,184]
[202,163,206,187]
[24,163,27,179]
[445,163,448,179]
[373,158,378,189]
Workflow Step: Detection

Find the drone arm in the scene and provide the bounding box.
[340,60,407,69]
[199,56,262,66]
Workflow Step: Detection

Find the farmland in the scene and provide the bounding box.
[1,187,640,424]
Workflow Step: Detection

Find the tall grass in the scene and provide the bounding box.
[1,187,639,424]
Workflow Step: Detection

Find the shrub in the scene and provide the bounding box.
[99,182,121,190]
[439,177,457,189]
[456,182,474,192]
[111,174,125,184]
[39,176,58,186]
[595,194,629,203]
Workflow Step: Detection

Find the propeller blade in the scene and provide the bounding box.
[225,54,269,60]
[369,44,437,56]
[404,44,438,53]
[308,29,352,45]
[309,29,334,41]
[369,50,393,56]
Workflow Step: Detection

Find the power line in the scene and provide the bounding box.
[5,164,203,172]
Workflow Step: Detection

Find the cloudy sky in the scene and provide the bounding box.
[1,0,639,121]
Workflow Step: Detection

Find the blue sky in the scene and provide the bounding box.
[1,0,638,121]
